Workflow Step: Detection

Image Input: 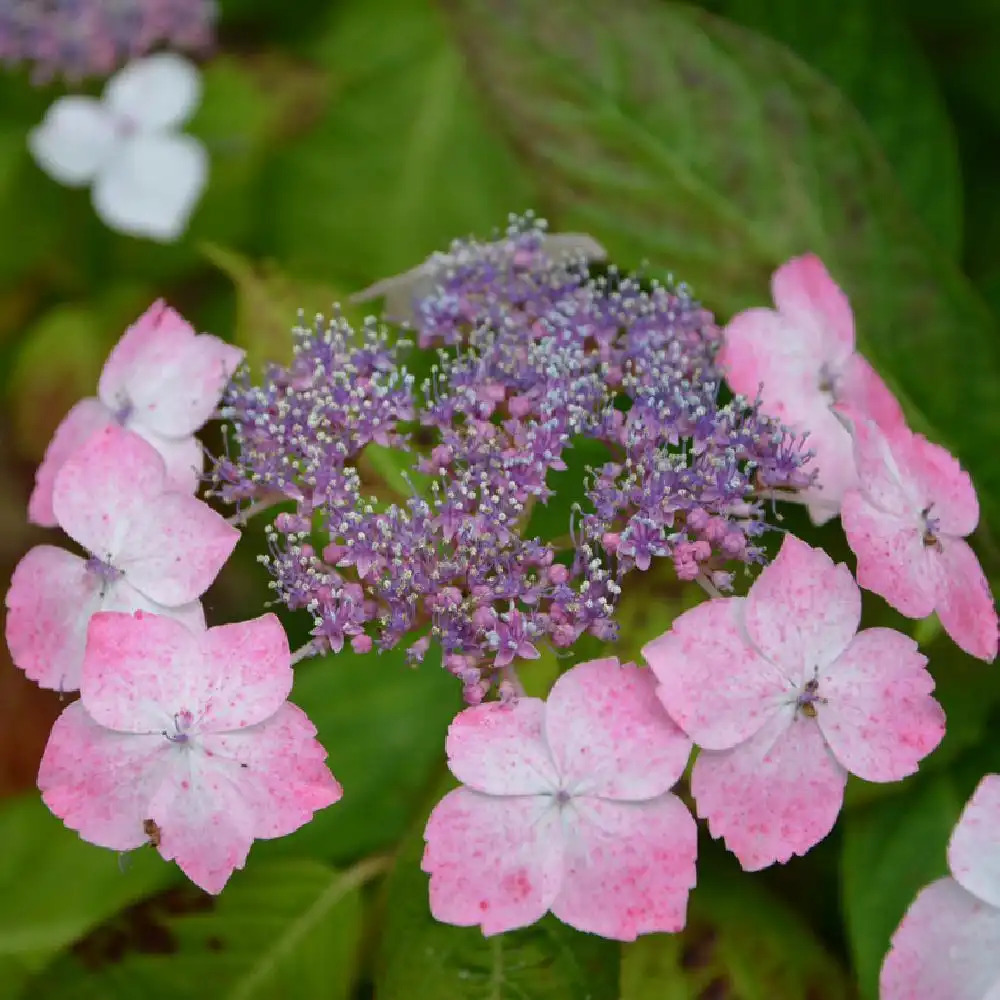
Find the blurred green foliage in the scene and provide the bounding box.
[1,0,998,997]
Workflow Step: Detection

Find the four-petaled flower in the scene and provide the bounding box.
[38,610,342,894]
[5,425,238,691]
[719,254,903,523]
[881,774,1000,998]
[28,299,244,526]
[28,53,208,242]
[643,534,945,870]
[421,657,697,940]
[841,413,998,662]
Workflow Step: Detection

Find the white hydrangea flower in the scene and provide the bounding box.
[28,53,208,242]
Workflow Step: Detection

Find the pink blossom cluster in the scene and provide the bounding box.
[4,303,341,892]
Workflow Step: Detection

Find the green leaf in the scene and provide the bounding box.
[840,771,966,999]
[0,793,177,987]
[377,805,620,1000]
[700,0,962,252]
[265,0,536,287]
[22,858,370,1000]
[440,0,1000,548]
[255,647,462,865]
[621,852,852,999]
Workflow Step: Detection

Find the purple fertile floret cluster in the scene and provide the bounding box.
[214,218,814,701]
[0,0,215,81]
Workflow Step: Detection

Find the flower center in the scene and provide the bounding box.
[796,676,825,718]
[163,709,195,744]
[817,363,839,405]
[112,395,134,425]
[921,505,941,548]
[554,789,572,808]
[84,554,124,595]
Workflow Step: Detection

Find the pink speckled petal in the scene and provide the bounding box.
[744,536,860,675]
[644,599,789,751]
[880,877,1000,1000]
[445,699,558,796]
[551,794,697,940]
[422,788,563,935]
[81,610,206,732]
[935,539,998,663]
[129,425,203,495]
[116,491,238,607]
[692,709,846,870]
[838,354,905,435]
[28,398,112,527]
[51,424,167,555]
[841,491,938,619]
[949,775,1000,908]
[198,615,293,731]
[771,254,854,363]
[38,702,171,851]
[198,703,342,839]
[545,658,691,798]
[845,415,917,517]
[817,628,944,781]
[99,301,244,439]
[903,434,979,538]
[146,755,256,895]
[796,404,858,523]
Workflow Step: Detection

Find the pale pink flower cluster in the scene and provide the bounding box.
[4,302,341,892]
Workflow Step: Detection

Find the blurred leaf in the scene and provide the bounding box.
[622,852,852,999]
[840,771,966,999]
[22,858,369,1000]
[377,804,620,999]
[700,0,962,252]
[440,0,1000,549]
[254,647,461,865]
[266,0,537,287]
[0,793,176,987]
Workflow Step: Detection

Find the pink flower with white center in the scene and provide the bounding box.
[643,534,945,871]
[718,254,904,524]
[841,414,998,663]
[881,774,1000,998]
[421,657,697,940]
[38,610,342,894]
[28,299,243,526]
[5,425,237,692]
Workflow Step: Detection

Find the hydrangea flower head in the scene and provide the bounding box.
[719,254,903,523]
[841,414,998,662]
[643,534,945,870]
[28,299,244,526]
[38,610,341,894]
[5,424,238,690]
[0,0,215,81]
[421,657,697,940]
[29,53,208,241]
[881,774,1000,998]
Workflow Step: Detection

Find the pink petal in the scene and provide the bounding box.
[744,535,860,674]
[544,657,691,798]
[644,599,789,751]
[421,788,563,935]
[199,615,294,731]
[903,433,979,538]
[845,415,917,516]
[949,775,1000,909]
[841,491,938,618]
[200,703,342,839]
[99,301,244,439]
[114,490,238,607]
[38,702,171,851]
[146,755,256,894]
[4,546,203,692]
[51,424,169,556]
[27,398,112,527]
[691,710,846,870]
[771,254,854,362]
[129,425,204,495]
[880,877,1000,1000]
[838,353,905,435]
[445,699,559,796]
[935,539,998,662]
[551,794,697,940]
[817,628,944,781]
[795,403,858,523]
